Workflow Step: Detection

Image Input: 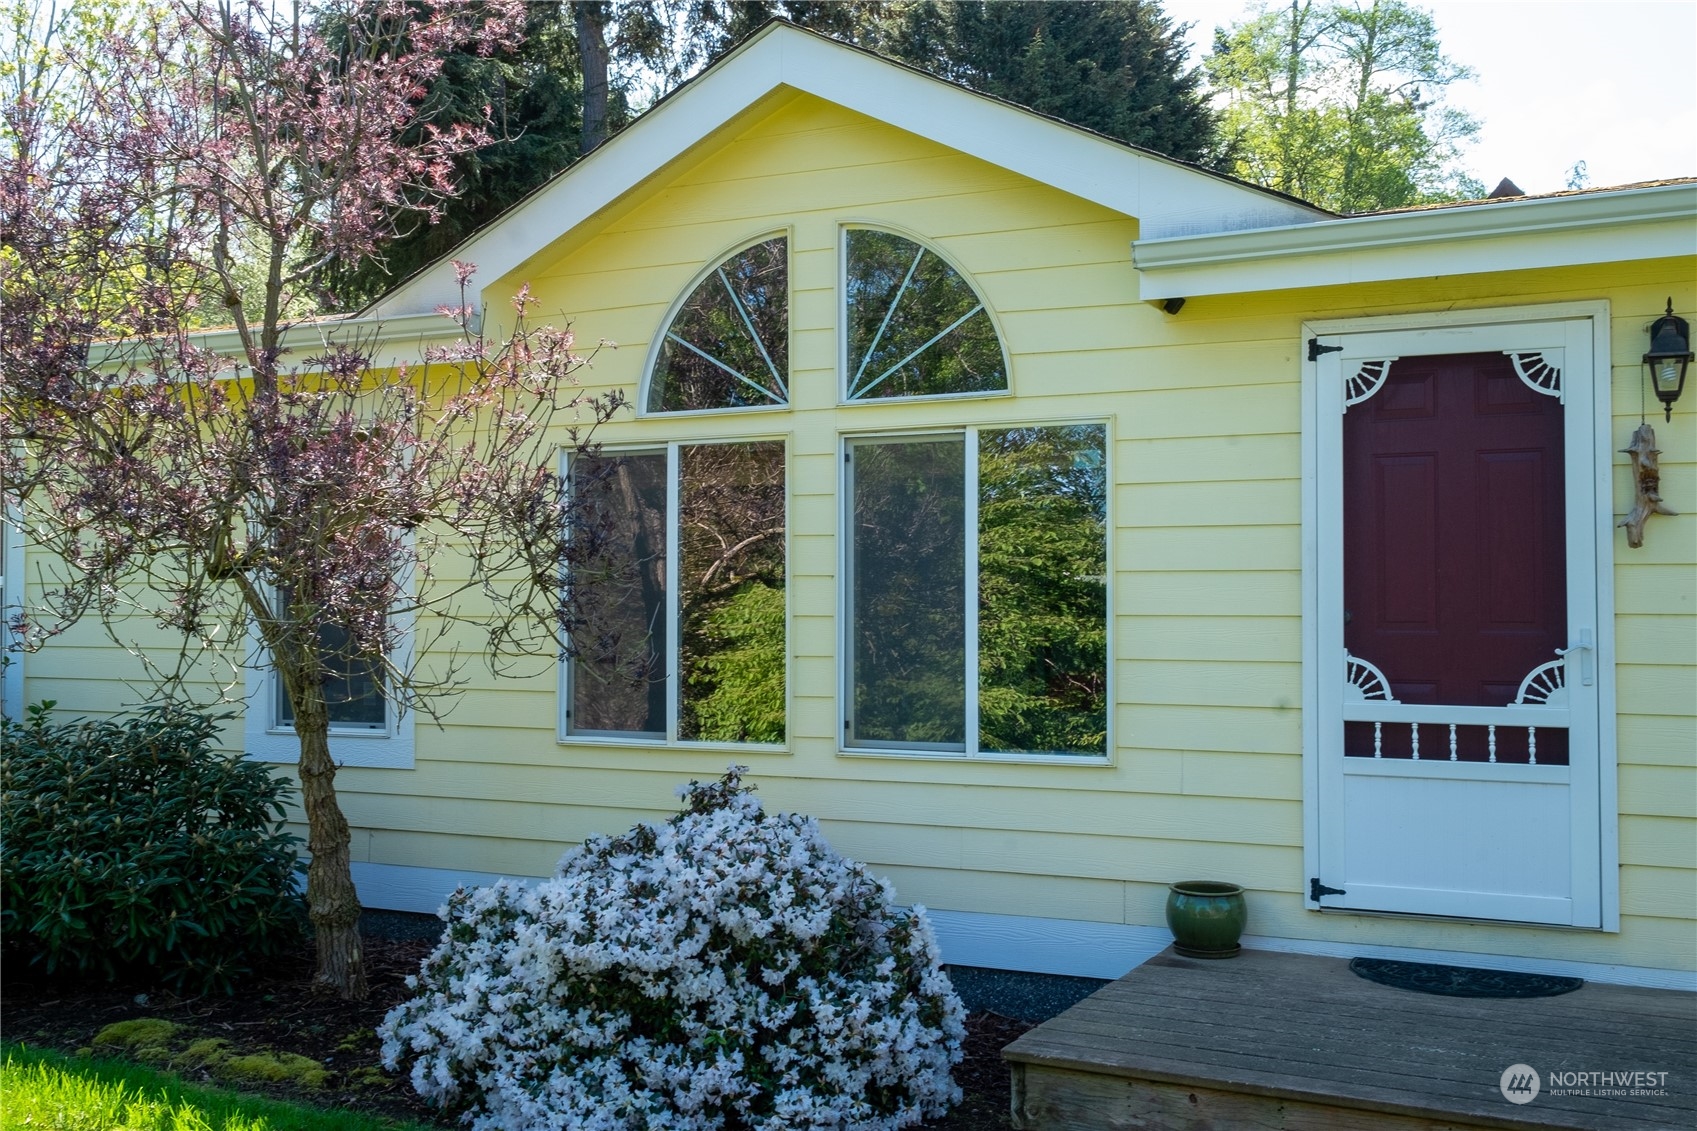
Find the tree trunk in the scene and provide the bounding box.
[577,3,610,156]
[291,690,368,1000]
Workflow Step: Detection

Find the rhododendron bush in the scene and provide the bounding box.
[380,768,964,1130]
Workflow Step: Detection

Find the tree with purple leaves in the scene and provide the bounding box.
[1,0,624,999]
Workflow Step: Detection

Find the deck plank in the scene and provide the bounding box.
[1003,949,1697,1130]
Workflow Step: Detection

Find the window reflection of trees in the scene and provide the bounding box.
[977,425,1107,756]
[845,230,1005,401]
[851,438,968,747]
[849,425,1106,756]
[567,452,668,736]
[648,238,789,412]
[678,442,785,743]
[566,443,785,743]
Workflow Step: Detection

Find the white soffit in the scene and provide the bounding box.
[370,23,1324,318]
[1132,182,1697,299]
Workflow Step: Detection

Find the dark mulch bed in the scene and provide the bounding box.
[1,925,1036,1129]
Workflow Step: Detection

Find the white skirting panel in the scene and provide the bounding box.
[922,909,1171,980]
[349,862,1695,992]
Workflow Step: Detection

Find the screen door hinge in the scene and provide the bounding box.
[1310,877,1347,902]
[1308,338,1344,362]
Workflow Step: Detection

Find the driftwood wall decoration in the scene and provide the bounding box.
[1618,423,1677,548]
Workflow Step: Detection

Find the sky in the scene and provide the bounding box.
[1160,0,1697,196]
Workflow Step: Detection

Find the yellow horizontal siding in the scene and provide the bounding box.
[17,90,1693,975]
[1620,766,1697,819]
[1117,479,1299,527]
[1621,815,1697,868]
[1616,714,1697,767]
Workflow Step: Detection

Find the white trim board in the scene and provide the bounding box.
[347,862,1691,990]
[1,512,25,721]
[370,23,1322,319]
[1132,182,1697,298]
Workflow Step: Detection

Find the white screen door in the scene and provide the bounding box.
[1306,312,1609,928]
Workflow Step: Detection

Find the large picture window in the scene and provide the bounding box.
[845,424,1107,758]
[565,441,786,745]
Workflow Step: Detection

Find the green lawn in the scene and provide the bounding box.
[0,1045,435,1131]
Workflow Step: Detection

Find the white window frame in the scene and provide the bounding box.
[637,230,794,420]
[839,421,1112,765]
[243,585,416,769]
[838,222,1014,406]
[558,438,790,751]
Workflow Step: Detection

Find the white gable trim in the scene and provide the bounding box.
[1133,182,1697,298]
[86,310,467,372]
[370,24,1323,319]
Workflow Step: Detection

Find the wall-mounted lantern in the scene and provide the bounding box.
[1644,298,1692,421]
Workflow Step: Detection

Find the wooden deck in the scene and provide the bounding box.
[1002,948,1697,1130]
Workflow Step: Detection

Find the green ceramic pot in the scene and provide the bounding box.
[1165,880,1247,959]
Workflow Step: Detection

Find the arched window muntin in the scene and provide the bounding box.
[838,223,1012,406]
[639,230,792,419]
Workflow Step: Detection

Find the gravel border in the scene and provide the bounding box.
[360,910,1108,1024]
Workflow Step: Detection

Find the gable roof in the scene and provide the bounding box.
[369,20,1326,319]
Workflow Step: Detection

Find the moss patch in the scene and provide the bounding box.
[175,1038,234,1070]
[132,1044,173,1066]
[335,1028,374,1054]
[349,1065,389,1088]
[219,1051,330,1090]
[92,1018,180,1050]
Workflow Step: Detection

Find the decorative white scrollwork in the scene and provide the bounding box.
[1513,657,1568,707]
[1344,651,1398,702]
[1506,351,1563,399]
[1344,359,1395,409]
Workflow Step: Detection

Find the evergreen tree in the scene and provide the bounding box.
[880,1,1216,162]
[326,2,1218,309]
[318,2,686,309]
[708,2,1216,162]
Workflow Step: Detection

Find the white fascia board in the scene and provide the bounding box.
[371,25,1325,318]
[86,310,465,371]
[1132,183,1697,299]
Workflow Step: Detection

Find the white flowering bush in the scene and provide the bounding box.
[380,768,965,1130]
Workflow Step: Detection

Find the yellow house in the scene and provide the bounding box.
[6,23,1693,990]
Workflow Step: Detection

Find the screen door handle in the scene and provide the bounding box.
[1557,630,1594,686]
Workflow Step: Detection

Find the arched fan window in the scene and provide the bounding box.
[844,228,1007,401]
[646,236,788,412]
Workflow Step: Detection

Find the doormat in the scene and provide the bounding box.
[1349,957,1584,998]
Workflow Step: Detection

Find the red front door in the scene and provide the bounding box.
[1343,351,1568,764]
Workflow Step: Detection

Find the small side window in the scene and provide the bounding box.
[844,229,1007,401]
[647,237,788,412]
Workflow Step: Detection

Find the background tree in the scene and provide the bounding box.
[325,1,1220,309]
[702,1,1216,162]
[316,1,701,309]
[1206,0,1482,212]
[1,0,625,999]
